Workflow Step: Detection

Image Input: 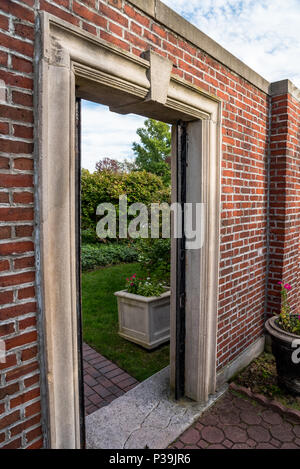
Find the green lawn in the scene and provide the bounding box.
[81,263,170,382]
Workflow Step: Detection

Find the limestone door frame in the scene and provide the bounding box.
[34,12,222,448]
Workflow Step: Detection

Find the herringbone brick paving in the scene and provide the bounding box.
[83,342,139,415]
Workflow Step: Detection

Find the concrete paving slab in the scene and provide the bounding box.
[86,366,227,449]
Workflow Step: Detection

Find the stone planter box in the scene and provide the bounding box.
[265,316,300,395]
[114,289,170,350]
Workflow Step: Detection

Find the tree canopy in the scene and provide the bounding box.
[132,119,171,185]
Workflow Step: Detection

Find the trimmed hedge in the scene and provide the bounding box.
[81,168,170,231]
[81,243,138,271]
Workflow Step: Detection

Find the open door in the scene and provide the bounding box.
[75,97,86,448]
[175,122,187,400]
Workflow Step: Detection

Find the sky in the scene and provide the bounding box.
[81,100,145,172]
[82,0,300,171]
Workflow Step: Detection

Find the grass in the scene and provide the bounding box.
[81,263,170,382]
[232,352,300,412]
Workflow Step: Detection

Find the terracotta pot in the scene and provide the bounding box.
[265,316,300,395]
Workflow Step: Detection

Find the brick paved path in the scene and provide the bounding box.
[83,343,139,416]
[171,390,300,449]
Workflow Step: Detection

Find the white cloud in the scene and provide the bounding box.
[81,100,145,172]
[163,0,300,87]
[82,1,300,166]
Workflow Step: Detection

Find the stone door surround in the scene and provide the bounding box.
[35,12,221,448]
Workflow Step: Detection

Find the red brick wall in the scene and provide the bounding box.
[0,0,298,449]
[268,93,300,315]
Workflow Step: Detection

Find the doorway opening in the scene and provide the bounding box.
[76,100,180,424]
[36,14,221,448]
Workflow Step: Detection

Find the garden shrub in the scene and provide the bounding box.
[81,243,138,271]
[136,238,170,283]
[81,228,99,244]
[81,169,170,232]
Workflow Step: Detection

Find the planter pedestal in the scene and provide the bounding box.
[114,289,170,350]
[265,316,300,395]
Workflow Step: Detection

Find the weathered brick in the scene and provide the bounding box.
[13,124,33,140]
[11,91,33,108]
[0,192,9,203]
[0,207,33,221]
[13,192,34,204]
[10,414,40,437]
[10,387,40,409]
[0,226,11,239]
[25,437,43,449]
[21,344,37,361]
[15,225,34,237]
[0,139,33,154]
[14,256,35,270]
[0,32,33,58]
[11,55,33,74]
[0,290,13,305]
[0,301,36,320]
[40,0,79,26]
[18,287,35,301]
[5,331,37,351]
[0,383,19,401]
[0,353,17,371]
[0,14,9,31]
[6,361,38,382]
[0,410,20,430]
[0,322,15,337]
[73,1,107,28]
[0,260,10,272]
[100,3,128,27]
[0,157,9,169]
[24,400,41,418]
[0,436,21,449]
[124,4,150,27]
[100,30,130,51]
[0,241,34,256]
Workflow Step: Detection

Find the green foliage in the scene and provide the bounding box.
[277,283,300,335]
[133,119,171,185]
[81,168,170,231]
[81,228,99,244]
[233,352,300,412]
[81,243,138,271]
[125,273,166,297]
[136,238,170,283]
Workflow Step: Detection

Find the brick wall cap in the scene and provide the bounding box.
[129,0,270,93]
[269,79,300,102]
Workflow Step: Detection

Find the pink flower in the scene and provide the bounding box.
[130,283,134,286]
[284,283,292,290]
[132,274,136,278]
[278,281,283,285]
[126,278,129,282]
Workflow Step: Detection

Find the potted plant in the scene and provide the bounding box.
[115,274,170,350]
[115,238,171,350]
[265,282,300,395]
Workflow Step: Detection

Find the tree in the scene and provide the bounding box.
[132,119,171,185]
[95,157,122,173]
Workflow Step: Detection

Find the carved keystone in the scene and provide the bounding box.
[141,50,173,105]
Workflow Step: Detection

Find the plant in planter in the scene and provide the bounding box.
[125,274,166,297]
[265,282,300,395]
[115,239,171,350]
